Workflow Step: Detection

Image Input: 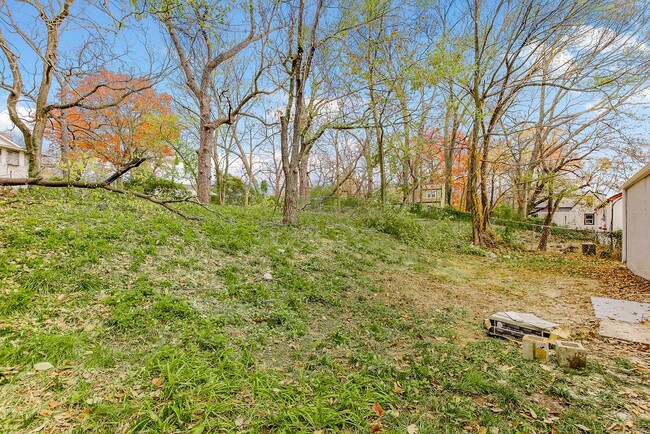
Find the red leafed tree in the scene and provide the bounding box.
[420,129,469,209]
[48,71,178,174]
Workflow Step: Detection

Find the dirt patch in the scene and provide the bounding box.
[372,254,650,366]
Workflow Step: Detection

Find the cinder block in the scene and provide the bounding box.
[522,334,549,361]
[556,340,587,369]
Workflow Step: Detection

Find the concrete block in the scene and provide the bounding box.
[522,334,549,361]
[556,340,587,369]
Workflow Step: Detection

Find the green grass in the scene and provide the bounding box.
[0,188,648,433]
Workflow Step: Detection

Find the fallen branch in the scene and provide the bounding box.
[0,157,204,220]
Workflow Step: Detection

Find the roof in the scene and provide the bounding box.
[0,133,25,151]
[530,198,577,214]
[622,162,650,189]
[595,192,623,210]
[607,192,623,201]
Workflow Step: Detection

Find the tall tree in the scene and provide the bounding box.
[0,0,159,177]
[143,0,273,203]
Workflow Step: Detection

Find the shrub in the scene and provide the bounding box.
[212,174,261,205]
[415,205,471,222]
[125,175,189,199]
[363,210,423,245]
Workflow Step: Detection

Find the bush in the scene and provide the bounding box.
[415,205,471,222]
[363,210,423,245]
[212,174,261,205]
[491,204,521,221]
[125,175,189,199]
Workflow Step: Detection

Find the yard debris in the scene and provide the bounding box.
[548,326,571,345]
[263,272,273,281]
[371,401,385,418]
[591,297,650,344]
[522,335,549,361]
[581,243,596,256]
[599,319,650,344]
[555,340,587,369]
[591,297,650,323]
[33,362,54,371]
[485,312,561,340]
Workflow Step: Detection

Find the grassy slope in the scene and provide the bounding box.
[0,189,647,433]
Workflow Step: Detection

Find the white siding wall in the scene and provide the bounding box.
[624,177,650,280]
[597,200,623,232]
[0,148,29,178]
[534,205,597,230]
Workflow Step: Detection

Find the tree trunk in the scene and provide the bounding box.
[364,134,374,197]
[283,167,299,224]
[537,197,555,251]
[197,122,214,203]
[299,156,310,203]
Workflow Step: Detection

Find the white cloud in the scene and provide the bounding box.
[0,105,34,132]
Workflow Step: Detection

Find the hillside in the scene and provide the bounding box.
[1,190,648,433]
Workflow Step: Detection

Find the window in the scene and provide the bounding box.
[584,213,595,225]
[425,189,437,199]
[6,150,19,166]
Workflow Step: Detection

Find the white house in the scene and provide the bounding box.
[622,163,650,280]
[0,133,28,179]
[595,192,623,232]
[529,198,598,230]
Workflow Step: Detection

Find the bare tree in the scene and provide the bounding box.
[146,0,275,203]
[0,0,162,178]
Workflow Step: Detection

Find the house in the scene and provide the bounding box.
[0,133,28,179]
[413,182,445,207]
[529,197,598,230]
[595,192,623,232]
[622,163,650,280]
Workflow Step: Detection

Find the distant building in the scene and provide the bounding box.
[596,192,623,233]
[413,182,445,207]
[622,163,650,280]
[0,133,28,179]
[529,197,598,230]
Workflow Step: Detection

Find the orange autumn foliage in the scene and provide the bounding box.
[420,129,469,208]
[48,71,178,168]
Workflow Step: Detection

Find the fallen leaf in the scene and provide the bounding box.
[151,377,164,387]
[234,416,246,427]
[478,427,487,434]
[575,424,591,432]
[370,423,382,432]
[407,424,418,434]
[529,409,538,419]
[372,401,385,418]
[47,401,61,408]
[30,422,47,433]
[191,425,206,434]
[388,409,399,417]
[34,362,54,371]
[393,382,404,394]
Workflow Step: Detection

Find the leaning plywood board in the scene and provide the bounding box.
[591,297,650,323]
[599,319,650,345]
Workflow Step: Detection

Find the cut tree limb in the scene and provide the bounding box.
[0,157,202,220]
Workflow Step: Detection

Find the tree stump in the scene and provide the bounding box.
[582,242,596,256]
